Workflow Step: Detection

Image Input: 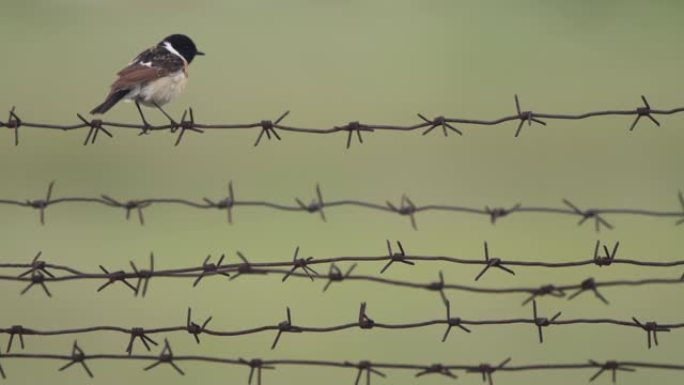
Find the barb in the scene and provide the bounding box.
[76,114,111,146]
[239,358,275,385]
[631,318,671,349]
[485,203,521,224]
[229,251,268,281]
[593,241,620,267]
[442,300,472,342]
[22,181,55,225]
[129,253,155,297]
[143,339,184,375]
[271,307,301,349]
[19,271,51,297]
[1,305,682,350]
[337,121,373,149]
[4,96,683,145]
[282,247,318,282]
[531,300,562,344]
[97,265,137,293]
[562,199,614,232]
[5,326,29,353]
[186,308,212,344]
[513,95,546,137]
[417,114,462,137]
[174,108,203,146]
[100,195,151,225]
[203,181,236,224]
[58,341,93,378]
[322,263,356,292]
[522,284,565,305]
[386,195,417,230]
[567,278,610,305]
[254,111,288,147]
[295,184,326,222]
[2,106,21,146]
[2,243,684,302]
[380,240,414,274]
[588,360,636,383]
[415,363,457,379]
[348,360,386,385]
[475,242,515,281]
[193,254,230,287]
[2,182,684,230]
[466,357,511,385]
[428,271,449,306]
[126,327,158,355]
[17,251,54,280]
[358,302,375,329]
[629,96,660,131]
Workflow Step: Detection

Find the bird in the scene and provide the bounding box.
[90,34,204,128]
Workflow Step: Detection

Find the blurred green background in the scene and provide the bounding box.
[1,0,683,384]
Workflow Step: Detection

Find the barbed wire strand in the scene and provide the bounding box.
[0,341,683,384]
[1,182,683,230]
[1,95,683,146]
[8,240,684,272]
[1,243,683,304]
[0,301,680,355]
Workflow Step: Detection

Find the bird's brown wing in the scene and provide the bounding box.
[105,45,184,95]
[109,64,166,92]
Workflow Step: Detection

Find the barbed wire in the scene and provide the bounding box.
[2,243,683,303]
[1,182,683,230]
[0,341,682,384]
[0,301,680,354]
[1,96,683,146]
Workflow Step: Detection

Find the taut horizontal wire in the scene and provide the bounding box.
[1,182,683,230]
[0,95,682,146]
[2,244,683,304]
[0,343,682,384]
[3,240,684,273]
[0,301,681,352]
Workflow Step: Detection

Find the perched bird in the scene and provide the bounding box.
[90,34,204,127]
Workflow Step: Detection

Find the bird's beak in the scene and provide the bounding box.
[196,51,205,56]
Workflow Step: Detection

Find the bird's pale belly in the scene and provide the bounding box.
[128,71,187,107]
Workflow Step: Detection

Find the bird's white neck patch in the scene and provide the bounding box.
[163,41,187,64]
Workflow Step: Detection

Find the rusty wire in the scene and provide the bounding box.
[1,95,682,146]
[0,301,681,354]
[1,182,684,230]
[0,341,683,384]
[1,243,683,304]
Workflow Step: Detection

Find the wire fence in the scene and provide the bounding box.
[4,98,684,383]
[2,242,683,303]
[1,301,680,354]
[0,341,682,384]
[1,96,683,146]
[2,182,684,230]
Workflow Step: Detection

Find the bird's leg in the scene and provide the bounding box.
[135,101,152,135]
[152,102,179,132]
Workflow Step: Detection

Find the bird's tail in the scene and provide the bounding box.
[90,89,129,114]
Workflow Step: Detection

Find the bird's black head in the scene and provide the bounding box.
[160,34,204,63]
